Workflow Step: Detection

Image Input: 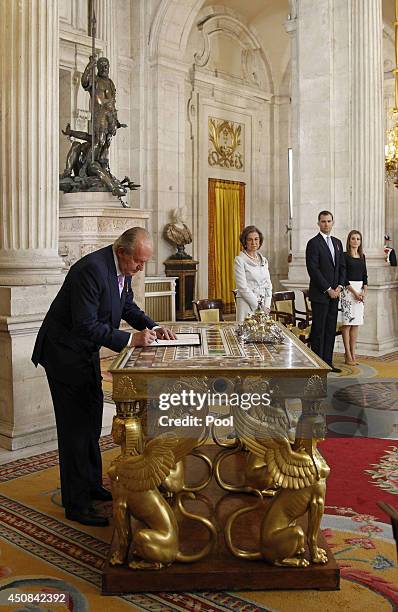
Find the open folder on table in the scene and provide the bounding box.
[152,333,201,347]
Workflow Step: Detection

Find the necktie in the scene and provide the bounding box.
[117,274,124,297]
[326,235,335,264]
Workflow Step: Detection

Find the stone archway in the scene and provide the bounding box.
[148,0,278,299]
[149,0,205,62]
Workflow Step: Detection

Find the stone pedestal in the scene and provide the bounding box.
[59,192,150,308]
[164,258,198,320]
[0,286,60,450]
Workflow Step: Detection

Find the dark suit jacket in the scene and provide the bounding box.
[388,248,397,267]
[32,245,156,384]
[306,234,346,303]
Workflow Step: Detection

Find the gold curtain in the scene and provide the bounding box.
[208,179,245,313]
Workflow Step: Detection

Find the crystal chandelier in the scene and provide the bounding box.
[385,2,398,186]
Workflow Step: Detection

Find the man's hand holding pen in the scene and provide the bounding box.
[131,326,177,346]
[131,328,157,346]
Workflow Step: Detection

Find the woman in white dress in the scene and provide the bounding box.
[340,230,368,365]
[234,225,272,321]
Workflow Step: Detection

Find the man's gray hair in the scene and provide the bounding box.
[113,227,151,254]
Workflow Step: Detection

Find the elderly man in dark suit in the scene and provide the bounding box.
[32,227,175,526]
[306,211,346,373]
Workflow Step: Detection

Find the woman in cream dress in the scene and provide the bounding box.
[234,225,272,321]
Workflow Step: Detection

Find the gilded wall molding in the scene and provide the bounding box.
[208,118,244,170]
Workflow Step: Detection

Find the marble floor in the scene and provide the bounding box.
[0,401,115,466]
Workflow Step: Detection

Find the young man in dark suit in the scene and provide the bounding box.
[305,211,346,373]
[32,227,176,526]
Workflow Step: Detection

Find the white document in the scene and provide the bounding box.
[152,333,201,347]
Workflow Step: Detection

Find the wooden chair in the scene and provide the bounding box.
[192,299,225,322]
[272,291,310,326]
[377,501,398,558]
[302,289,342,338]
[271,291,311,344]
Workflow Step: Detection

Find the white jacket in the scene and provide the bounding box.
[234,251,272,321]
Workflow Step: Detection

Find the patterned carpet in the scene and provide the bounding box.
[0,435,397,611]
[1,352,398,610]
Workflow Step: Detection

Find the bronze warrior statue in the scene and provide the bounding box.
[60,44,138,203]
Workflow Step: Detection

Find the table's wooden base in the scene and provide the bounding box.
[102,447,340,594]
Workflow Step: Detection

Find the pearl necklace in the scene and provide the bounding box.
[244,250,260,262]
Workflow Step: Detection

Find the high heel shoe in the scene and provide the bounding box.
[344,358,356,366]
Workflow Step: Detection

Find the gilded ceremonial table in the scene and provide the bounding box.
[102,322,340,594]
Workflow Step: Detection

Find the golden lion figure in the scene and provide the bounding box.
[225,409,330,567]
[108,416,216,570]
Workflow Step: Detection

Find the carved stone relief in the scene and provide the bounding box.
[59,218,84,233]
[58,243,80,268]
[98,218,139,233]
[80,243,101,257]
[194,12,269,91]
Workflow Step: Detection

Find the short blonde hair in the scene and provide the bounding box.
[113,227,151,254]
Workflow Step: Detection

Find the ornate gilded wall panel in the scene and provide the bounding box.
[208,118,244,170]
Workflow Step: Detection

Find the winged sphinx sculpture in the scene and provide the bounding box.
[225,405,330,567]
[108,416,216,570]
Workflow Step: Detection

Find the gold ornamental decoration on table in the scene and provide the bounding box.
[235,299,285,344]
[108,416,216,570]
[208,118,244,170]
[104,322,338,593]
[225,408,330,567]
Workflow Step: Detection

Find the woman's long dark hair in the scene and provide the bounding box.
[346,230,364,257]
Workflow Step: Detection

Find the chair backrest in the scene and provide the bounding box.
[192,299,225,322]
[301,289,312,323]
[272,291,296,322]
[198,309,220,322]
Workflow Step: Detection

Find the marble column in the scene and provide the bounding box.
[283,0,352,285]
[0,0,64,284]
[349,0,398,352]
[351,0,385,258]
[0,0,64,449]
[283,0,398,353]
